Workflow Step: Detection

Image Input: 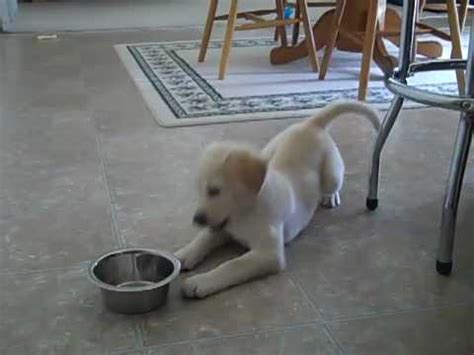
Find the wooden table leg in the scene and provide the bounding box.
[373,35,398,74]
[292,2,301,45]
[275,0,288,47]
[458,0,469,30]
[219,0,239,80]
[447,0,466,93]
[199,0,219,62]
[384,7,443,59]
[298,0,320,72]
[358,0,379,100]
[319,0,347,79]
[271,1,423,77]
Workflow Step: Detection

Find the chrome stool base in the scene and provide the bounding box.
[366,0,473,275]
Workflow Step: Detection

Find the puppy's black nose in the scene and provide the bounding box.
[193,212,208,226]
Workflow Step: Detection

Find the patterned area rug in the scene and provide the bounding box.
[116,37,461,127]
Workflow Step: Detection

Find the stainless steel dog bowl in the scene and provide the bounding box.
[89,248,180,314]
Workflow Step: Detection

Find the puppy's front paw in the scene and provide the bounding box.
[321,193,341,209]
[175,247,201,271]
[182,274,215,299]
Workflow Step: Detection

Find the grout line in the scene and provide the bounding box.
[189,342,200,355]
[323,300,474,324]
[110,346,146,355]
[287,274,325,320]
[322,324,347,355]
[120,320,329,353]
[284,276,474,353]
[288,274,347,355]
[108,298,474,355]
[90,116,126,248]
[90,112,145,353]
[134,319,146,349]
[0,261,89,276]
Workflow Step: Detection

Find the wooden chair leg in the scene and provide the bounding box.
[292,2,301,45]
[218,0,239,80]
[447,0,466,93]
[276,0,288,47]
[319,0,347,80]
[458,0,469,30]
[358,0,379,101]
[298,0,320,72]
[199,0,219,62]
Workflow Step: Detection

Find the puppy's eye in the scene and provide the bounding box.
[207,186,220,197]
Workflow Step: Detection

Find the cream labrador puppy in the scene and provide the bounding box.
[176,100,380,298]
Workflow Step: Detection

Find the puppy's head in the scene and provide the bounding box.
[193,142,266,229]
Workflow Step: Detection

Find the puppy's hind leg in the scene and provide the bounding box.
[320,146,344,209]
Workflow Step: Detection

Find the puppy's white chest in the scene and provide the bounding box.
[225,212,270,248]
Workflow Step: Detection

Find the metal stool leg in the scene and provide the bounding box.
[367,97,404,209]
[436,23,474,275]
[366,0,419,210]
[437,115,473,275]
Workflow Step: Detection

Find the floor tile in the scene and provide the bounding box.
[0,103,118,270]
[0,185,116,271]
[140,274,319,347]
[0,38,86,112]
[293,252,474,321]
[12,0,277,32]
[328,305,474,355]
[0,151,116,271]
[147,344,195,355]
[113,350,147,355]
[147,324,340,355]
[0,267,138,354]
[0,107,96,174]
[192,324,340,355]
[286,217,436,274]
[1,27,473,355]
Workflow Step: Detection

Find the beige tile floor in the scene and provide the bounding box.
[0,28,473,355]
[12,0,289,32]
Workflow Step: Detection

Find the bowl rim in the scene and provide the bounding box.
[88,248,181,293]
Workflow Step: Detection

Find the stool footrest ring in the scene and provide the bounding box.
[385,66,474,113]
[407,59,467,74]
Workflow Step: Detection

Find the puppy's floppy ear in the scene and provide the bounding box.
[224,151,266,193]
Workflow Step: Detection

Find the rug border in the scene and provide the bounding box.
[115,42,331,127]
[115,44,183,127]
[114,39,450,128]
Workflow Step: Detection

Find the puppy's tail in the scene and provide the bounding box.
[308,100,381,131]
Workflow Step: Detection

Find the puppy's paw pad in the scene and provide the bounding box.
[321,193,341,209]
[182,276,213,299]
